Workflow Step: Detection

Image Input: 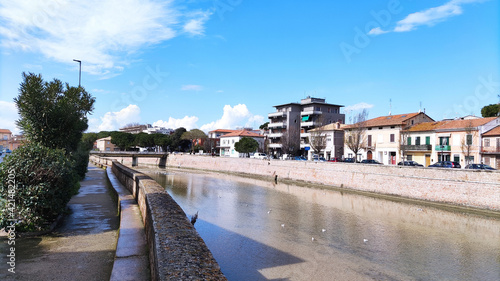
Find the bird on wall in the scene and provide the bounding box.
[190,211,198,225]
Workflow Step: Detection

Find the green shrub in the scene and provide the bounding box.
[71,141,91,180]
[0,143,79,232]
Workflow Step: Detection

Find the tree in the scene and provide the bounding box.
[279,127,299,158]
[461,120,476,165]
[399,130,410,163]
[171,128,191,152]
[14,72,95,153]
[181,129,207,153]
[344,109,368,162]
[308,115,327,156]
[154,134,172,152]
[259,122,269,130]
[135,133,155,150]
[110,131,135,151]
[234,137,259,157]
[481,104,500,117]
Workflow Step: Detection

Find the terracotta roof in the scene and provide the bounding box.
[407,121,446,132]
[208,129,239,133]
[310,122,343,131]
[220,130,264,138]
[483,126,500,136]
[344,112,423,129]
[435,117,496,130]
[0,129,12,134]
[407,117,497,132]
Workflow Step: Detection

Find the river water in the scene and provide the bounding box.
[139,167,500,281]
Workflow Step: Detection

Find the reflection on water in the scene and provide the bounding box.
[139,167,500,281]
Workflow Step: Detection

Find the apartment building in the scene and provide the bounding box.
[0,129,12,151]
[96,136,118,152]
[219,130,265,157]
[308,122,344,160]
[404,117,498,166]
[268,97,345,157]
[344,112,434,164]
[481,125,500,169]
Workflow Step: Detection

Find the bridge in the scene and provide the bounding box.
[90,151,168,167]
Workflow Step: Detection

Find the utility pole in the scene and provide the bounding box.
[73,59,81,87]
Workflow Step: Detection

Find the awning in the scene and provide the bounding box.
[302,116,310,122]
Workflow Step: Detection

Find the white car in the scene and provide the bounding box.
[250,153,267,159]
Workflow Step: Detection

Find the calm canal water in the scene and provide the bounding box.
[139,167,500,281]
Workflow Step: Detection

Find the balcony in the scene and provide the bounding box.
[435,145,451,151]
[268,143,282,148]
[402,144,432,151]
[300,121,321,128]
[300,111,322,116]
[268,112,286,118]
[268,122,287,128]
[268,133,283,139]
[300,132,311,139]
[480,146,500,154]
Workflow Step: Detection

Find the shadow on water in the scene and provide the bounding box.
[196,220,304,281]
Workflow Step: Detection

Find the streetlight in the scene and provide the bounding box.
[73,59,81,87]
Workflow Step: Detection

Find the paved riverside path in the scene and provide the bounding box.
[0,163,119,280]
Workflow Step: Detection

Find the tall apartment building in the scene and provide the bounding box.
[268,97,345,157]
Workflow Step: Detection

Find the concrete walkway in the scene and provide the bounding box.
[0,163,119,280]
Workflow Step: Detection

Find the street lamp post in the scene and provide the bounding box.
[73,59,81,87]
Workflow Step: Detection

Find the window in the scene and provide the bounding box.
[425,136,430,145]
[368,128,372,130]
[407,137,411,145]
[454,155,460,162]
[368,135,372,147]
[348,136,352,143]
[466,134,473,145]
[484,139,490,147]
[379,127,383,130]
[327,108,331,113]
[439,137,449,145]
[390,134,395,142]
[416,137,421,145]
[407,155,413,161]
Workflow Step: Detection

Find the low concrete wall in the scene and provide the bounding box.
[165,154,500,211]
[110,160,226,281]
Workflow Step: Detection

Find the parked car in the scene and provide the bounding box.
[343,158,355,163]
[293,156,307,161]
[328,157,342,162]
[312,156,326,162]
[464,163,496,170]
[360,159,382,164]
[397,161,423,167]
[428,161,461,168]
[250,153,267,159]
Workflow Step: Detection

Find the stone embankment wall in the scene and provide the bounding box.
[162,154,500,211]
[109,160,227,281]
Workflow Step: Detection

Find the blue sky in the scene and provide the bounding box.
[0,0,498,134]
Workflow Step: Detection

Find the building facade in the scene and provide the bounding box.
[481,126,500,169]
[268,97,344,158]
[404,117,498,166]
[219,130,265,157]
[344,112,434,164]
[96,136,118,152]
[0,129,12,151]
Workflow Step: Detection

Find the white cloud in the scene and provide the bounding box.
[91,104,141,132]
[200,104,264,132]
[343,102,374,112]
[181,84,203,91]
[373,0,484,35]
[368,27,389,36]
[0,101,20,134]
[153,116,199,131]
[183,11,212,36]
[0,0,212,76]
